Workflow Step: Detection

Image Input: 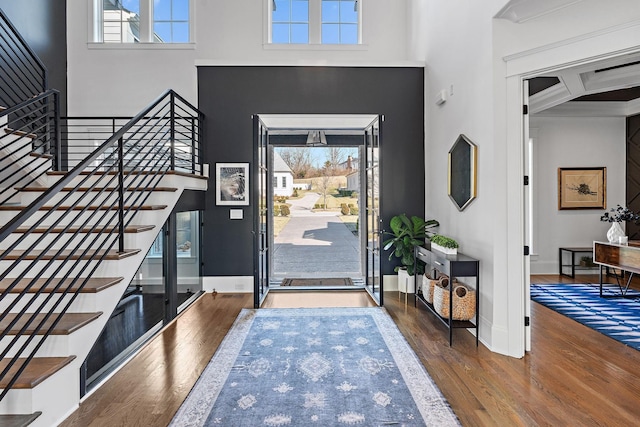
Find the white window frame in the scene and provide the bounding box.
[89,0,196,48]
[264,0,363,47]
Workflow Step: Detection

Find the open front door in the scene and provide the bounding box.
[364,115,383,304]
[253,115,269,307]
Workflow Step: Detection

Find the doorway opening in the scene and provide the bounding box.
[522,51,640,354]
[271,145,361,283]
[253,114,382,307]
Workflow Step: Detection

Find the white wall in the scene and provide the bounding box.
[415,0,505,353]
[529,116,626,273]
[67,0,412,116]
[410,0,640,357]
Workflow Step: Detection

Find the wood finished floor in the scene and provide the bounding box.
[61,278,640,426]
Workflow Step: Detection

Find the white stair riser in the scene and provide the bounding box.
[0,361,80,427]
[0,256,132,278]
[0,286,115,313]
[0,230,150,252]
[0,205,168,236]
[17,190,151,209]
[2,314,104,360]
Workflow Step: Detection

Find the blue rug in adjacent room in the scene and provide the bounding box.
[531,283,640,351]
[170,307,460,426]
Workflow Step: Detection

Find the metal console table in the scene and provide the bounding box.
[413,245,479,346]
[558,247,596,278]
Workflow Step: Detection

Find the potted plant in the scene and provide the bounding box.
[600,204,640,243]
[430,234,459,255]
[580,256,594,267]
[383,214,439,293]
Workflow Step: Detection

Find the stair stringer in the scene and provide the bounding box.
[0,172,207,427]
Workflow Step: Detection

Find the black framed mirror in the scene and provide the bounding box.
[448,134,477,211]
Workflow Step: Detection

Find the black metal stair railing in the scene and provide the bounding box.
[0,89,203,400]
[0,90,60,205]
[0,8,47,108]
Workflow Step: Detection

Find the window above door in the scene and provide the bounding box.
[267,0,362,46]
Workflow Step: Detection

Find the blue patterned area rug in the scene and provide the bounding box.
[531,283,640,351]
[170,307,460,426]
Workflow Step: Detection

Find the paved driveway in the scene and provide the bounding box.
[273,193,361,278]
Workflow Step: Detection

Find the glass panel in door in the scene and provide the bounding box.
[253,116,269,307]
[364,116,382,304]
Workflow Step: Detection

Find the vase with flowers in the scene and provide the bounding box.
[600,205,640,244]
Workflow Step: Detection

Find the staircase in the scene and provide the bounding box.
[0,8,206,426]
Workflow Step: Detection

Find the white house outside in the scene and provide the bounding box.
[273,151,293,197]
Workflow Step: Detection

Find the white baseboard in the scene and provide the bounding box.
[203,276,253,293]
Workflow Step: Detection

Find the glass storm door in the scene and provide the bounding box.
[364,115,383,304]
[253,116,270,307]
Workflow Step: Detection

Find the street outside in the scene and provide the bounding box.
[272,193,361,279]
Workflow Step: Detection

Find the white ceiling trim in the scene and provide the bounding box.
[495,0,585,23]
[258,114,378,130]
[533,101,628,117]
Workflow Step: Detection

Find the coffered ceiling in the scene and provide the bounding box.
[528,53,640,116]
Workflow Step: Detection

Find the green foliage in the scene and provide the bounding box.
[337,188,354,197]
[383,214,439,275]
[314,203,325,209]
[273,205,281,216]
[350,206,359,215]
[280,205,290,216]
[274,195,288,203]
[292,188,299,197]
[430,234,459,249]
[341,203,350,215]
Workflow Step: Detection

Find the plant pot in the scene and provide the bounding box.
[397,268,415,294]
[431,242,457,255]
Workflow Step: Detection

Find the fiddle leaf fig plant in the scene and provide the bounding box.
[383,214,439,275]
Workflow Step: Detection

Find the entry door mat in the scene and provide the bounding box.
[280,277,354,287]
[531,283,640,351]
[170,307,460,426]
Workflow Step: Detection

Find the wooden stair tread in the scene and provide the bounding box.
[28,152,52,160]
[0,412,42,427]
[1,312,102,335]
[47,169,208,180]
[0,356,75,389]
[1,249,140,261]
[0,205,167,211]
[0,277,123,294]
[14,224,155,234]
[4,128,37,139]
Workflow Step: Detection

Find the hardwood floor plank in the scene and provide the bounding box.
[60,293,252,427]
[60,278,640,426]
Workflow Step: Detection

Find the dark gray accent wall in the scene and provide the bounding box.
[198,66,424,276]
[0,1,67,113]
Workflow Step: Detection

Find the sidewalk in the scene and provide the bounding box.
[273,193,361,278]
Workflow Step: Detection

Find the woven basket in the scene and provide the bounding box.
[422,274,446,304]
[433,281,476,321]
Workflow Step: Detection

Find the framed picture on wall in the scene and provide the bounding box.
[216,163,249,206]
[558,167,606,210]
